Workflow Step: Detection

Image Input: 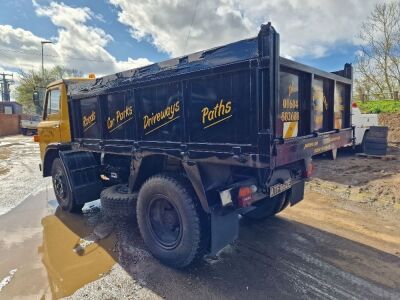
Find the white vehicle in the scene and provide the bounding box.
[352,103,379,146]
[351,102,388,156]
[326,103,386,159]
[20,115,40,135]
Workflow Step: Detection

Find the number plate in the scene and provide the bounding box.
[269,180,291,197]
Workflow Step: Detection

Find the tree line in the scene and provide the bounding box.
[355,1,400,101]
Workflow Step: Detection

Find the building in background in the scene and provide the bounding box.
[0,102,22,114]
[0,102,23,136]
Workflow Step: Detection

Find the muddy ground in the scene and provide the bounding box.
[379,113,400,144]
[311,145,400,210]
[0,135,399,299]
[0,135,45,215]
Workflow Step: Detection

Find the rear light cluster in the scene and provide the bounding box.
[237,185,257,208]
[219,185,258,208]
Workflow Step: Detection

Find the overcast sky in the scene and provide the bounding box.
[0,0,389,93]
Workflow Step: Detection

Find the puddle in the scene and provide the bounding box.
[0,188,117,299]
[0,142,20,148]
[0,167,9,176]
[0,148,11,160]
[0,269,17,292]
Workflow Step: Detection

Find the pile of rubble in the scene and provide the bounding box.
[379,113,400,144]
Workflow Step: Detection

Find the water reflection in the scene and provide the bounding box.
[39,206,117,299]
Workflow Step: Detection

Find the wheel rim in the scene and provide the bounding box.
[147,195,182,249]
[53,170,67,203]
[116,185,128,194]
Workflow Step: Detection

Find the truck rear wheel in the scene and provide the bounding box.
[242,193,288,221]
[100,184,137,218]
[137,174,207,268]
[51,158,83,213]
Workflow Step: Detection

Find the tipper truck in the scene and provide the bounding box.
[34,23,353,268]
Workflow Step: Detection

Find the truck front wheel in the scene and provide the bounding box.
[137,174,207,268]
[51,158,83,213]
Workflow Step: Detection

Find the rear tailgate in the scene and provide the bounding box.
[272,60,353,167]
[276,60,352,142]
[274,129,352,167]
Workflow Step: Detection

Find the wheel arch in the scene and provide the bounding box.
[129,153,231,214]
[42,143,71,177]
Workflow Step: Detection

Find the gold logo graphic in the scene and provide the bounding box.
[288,81,298,98]
[82,111,96,132]
[107,105,134,133]
[201,99,232,129]
[281,81,299,123]
[143,100,180,135]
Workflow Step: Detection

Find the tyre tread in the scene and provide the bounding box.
[137,173,208,268]
[100,184,137,218]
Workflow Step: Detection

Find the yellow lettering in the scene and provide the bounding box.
[201,107,209,124]
[82,111,96,128]
[168,104,175,120]
[143,115,149,129]
[142,100,180,132]
[201,99,233,128]
[208,109,215,121]
[107,117,114,129]
[175,101,180,112]
[225,101,232,113]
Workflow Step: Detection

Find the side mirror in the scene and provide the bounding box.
[33,91,40,106]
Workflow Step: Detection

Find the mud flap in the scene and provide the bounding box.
[210,209,239,255]
[59,151,103,204]
[287,179,305,206]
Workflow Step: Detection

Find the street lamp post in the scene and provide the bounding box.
[41,40,52,78]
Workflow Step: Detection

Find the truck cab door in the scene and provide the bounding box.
[38,86,62,161]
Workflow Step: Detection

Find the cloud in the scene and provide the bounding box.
[109,0,254,57]
[110,0,385,59]
[0,1,151,77]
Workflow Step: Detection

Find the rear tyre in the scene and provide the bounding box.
[51,158,83,213]
[242,193,287,221]
[100,184,137,218]
[137,174,208,268]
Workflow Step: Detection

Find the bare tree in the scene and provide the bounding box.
[15,66,83,114]
[356,1,400,99]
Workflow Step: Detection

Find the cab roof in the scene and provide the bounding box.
[46,78,94,89]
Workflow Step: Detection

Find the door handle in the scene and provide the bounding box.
[52,125,60,128]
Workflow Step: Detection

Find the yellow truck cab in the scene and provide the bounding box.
[35,77,94,161]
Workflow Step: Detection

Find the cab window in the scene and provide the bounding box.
[45,88,60,119]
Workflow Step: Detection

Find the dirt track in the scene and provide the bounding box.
[68,190,399,300]
[0,135,44,215]
[310,146,400,210]
[0,136,399,299]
